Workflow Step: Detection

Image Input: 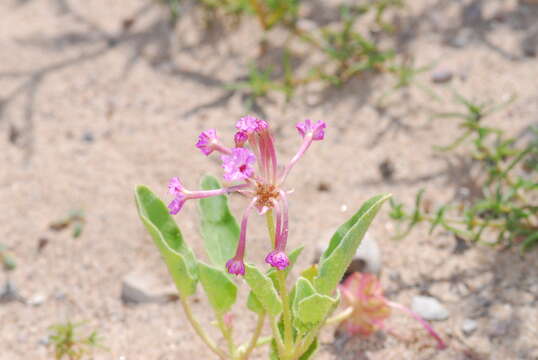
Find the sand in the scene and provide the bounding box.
[1,0,537,359]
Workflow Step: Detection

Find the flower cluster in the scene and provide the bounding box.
[168,116,326,275]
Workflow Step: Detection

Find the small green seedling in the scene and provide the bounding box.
[48,321,105,360]
[49,210,86,239]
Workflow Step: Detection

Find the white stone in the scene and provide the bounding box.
[411,296,449,321]
[462,318,478,335]
[28,293,46,306]
[121,271,178,304]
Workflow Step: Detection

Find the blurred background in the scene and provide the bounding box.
[1,0,537,359]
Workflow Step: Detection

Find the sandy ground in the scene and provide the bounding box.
[1,0,537,359]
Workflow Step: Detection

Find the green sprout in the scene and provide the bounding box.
[49,209,86,239]
[0,243,16,272]
[48,321,106,360]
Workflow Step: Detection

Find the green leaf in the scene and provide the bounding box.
[300,265,318,283]
[315,194,391,295]
[247,293,265,314]
[135,186,197,297]
[297,294,336,325]
[199,176,240,268]
[299,338,318,360]
[244,264,282,317]
[292,278,316,316]
[197,262,237,314]
[292,278,337,333]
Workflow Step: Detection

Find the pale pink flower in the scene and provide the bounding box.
[234,130,248,147]
[221,148,256,182]
[296,119,326,140]
[196,129,232,156]
[340,272,447,350]
[168,116,326,275]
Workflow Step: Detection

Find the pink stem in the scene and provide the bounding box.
[213,142,233,155]
[248,134,264,178]
[387,301,447,350]
[265,133,278,183]
[272,199,282,249]
[187,184,250,200]
[234,198,257,259]
[259,134,270,181]
[277,191,289,251]
[279,135,313,184]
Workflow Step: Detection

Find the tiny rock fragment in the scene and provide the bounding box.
[462,318,478,335]
[27,293,46,306]
[0,280,22,303]
[37,237,49,253]
[379,158,395,181]
[522,38,537,58]
[431,70,453,84]
[411,296,449,321]
[317,182,330,192]
[121,271,179,305]
[82,131,94,143]
[450,29,473,48]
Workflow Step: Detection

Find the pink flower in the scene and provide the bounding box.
[265,250,290,270]
[339,273,447,349]
[196,129,232,156]
[221,148,256,182]
[168,116,326,275]
[236,116,268,134]
[226,258,245,276]
[168,177,184,196]
[340,272,392,337]
[234,131,248,147]
[168,196,186,215]
[196,129,218,155]
[296,119,326,140]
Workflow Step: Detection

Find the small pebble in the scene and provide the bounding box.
[431,70,453,84]
[462,318,478,335]
[28,293,46,306]
[522,40,536,58]
[38,336,50,346]
[411,295,449,321]
[450,29,473,48]
[0,280,21,303]
[317,182,330,192]
[82,131,94,143]
[379,158,395,180]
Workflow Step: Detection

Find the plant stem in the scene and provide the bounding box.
[241,312,266,359]
[271,316,286,357]
[266,210,276,248]
[325,306,353,325]
[179,296,228,359]
[217,313,236,358]
[254,336,273,347]
[387,301,447,350]
[265,210,294,358]
[276,270,293,356]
